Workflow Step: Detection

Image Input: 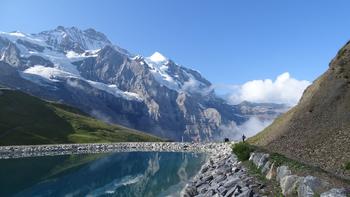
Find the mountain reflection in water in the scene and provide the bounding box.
[0,152,206,197]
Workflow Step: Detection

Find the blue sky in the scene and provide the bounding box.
[1,0,350,84]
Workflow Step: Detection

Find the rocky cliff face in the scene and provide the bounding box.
[0,26,285,141]
[250,41,350,179]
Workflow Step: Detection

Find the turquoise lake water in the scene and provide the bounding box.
[0,152,206,197]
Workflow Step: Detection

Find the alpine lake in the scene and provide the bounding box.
[0,151,206,196]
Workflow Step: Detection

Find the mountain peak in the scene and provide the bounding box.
[54,26,79,32]
[149,51,167,62]
[38,26,111,52]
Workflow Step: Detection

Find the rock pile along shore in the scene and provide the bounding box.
[0,142,220,159]
[182,143,264,197]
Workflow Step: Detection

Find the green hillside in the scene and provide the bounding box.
[0,89,162,145]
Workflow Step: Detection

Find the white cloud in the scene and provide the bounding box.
[66,78,85,90]
[219,117,274,141]
[216,72,311,106]
[182,78,214,96]
[91,110,112,124]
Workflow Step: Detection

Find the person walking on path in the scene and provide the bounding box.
[242,134,246,142]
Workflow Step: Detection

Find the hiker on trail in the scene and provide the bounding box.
[242,134,246,142]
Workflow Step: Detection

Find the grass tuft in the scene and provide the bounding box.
[345,162,350,170]
[231,142,255,161]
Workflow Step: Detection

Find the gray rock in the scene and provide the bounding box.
[196,180,206,187]
[204,189,215,197]
[276,165,291,182]
[203,175,214,182]
[214,174,227,183]
[184,186,198,196]
[201,165,210,173]
[249,152,270,168]
[198,182,209,191]
[223,177,240,188]
[241,186,249,192]
[280,175,302,196]
[232,166,240,173]
[261,161,271,174]
[298,176,329,197]
[257,154,270,168]
[218,186,228,195]
[224,186,237,197]
[237,189,253,197]
[320,188,347,197]
[198,184,209,194]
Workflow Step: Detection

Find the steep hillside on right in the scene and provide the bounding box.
[249,41,350,179]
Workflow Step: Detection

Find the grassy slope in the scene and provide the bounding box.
[0,89,162,145]
[248,42,350,180]
[247,107,296,146]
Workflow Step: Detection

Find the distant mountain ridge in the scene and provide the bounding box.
[0,26,286,141]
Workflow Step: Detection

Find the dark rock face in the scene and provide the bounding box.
[1,42,22,69]
[0,27,284,141]
[16,39,45,52]
[23,55,54,68]
[0,41,53,70]
[0,37,10,50]
[74,45,127,84]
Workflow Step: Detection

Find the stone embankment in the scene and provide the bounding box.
[0,142,221,159]
[249,152,349,197]
[182,143,264,197]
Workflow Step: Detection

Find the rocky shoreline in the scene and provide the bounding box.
[249,152,349,197]
[182,143,264,197]
[0,142,223,159]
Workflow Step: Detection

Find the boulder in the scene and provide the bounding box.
[276,165,291,182]
[213,174,227,183]
[202,175,214,182]
[258,154,270,168]
[237,188,254,197]
[261,161,271,174]
[232,166,240,173]
[266,162,276,180]
[249,152,270,168]
[223,176,240,188]
[280,175,302,196]
[320,188,347,197]
[224,186,237,197]
[298,176,329,197]
[183,185,198,196]
[218,185,228,195]
[198,183,209,194]
[204,189,215,197]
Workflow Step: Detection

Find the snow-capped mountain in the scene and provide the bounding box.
[0,26,286,141]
